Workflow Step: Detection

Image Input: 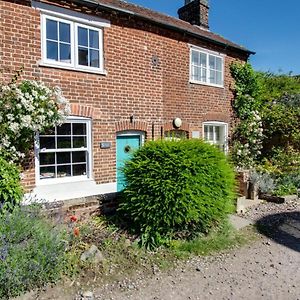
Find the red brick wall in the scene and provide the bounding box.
[0,0,247,191]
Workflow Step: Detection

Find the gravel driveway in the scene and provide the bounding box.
[17,198,300,300]
[94,198,300,300]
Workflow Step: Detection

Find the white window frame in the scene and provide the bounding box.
[202,121,228,153]
[74,22,104,73]
[34,117,93,186]
[35,1,109,75]
[41,15,75,68]
[190,46,225,88]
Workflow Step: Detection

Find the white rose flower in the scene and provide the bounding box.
[9,122,19,133]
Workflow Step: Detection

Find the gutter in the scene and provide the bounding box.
[74,0,255,56]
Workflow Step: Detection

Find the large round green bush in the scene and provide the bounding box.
[119,139,236,248]
[0,156,23,212]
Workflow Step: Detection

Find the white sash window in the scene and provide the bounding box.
[35,117,92,184]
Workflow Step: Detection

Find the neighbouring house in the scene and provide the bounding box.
[0,0,254,204]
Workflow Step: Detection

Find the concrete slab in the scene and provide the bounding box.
[236,197,263,214]
[229,214,254,230]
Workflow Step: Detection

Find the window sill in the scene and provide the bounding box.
[24,180,117,203]
[38,61,108,76]
[189,80,224,89]
[36,176,91,186]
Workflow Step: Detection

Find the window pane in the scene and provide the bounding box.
[40,166,55,179]
[216,71,222,85]
[215,126,220,141]
[46,19,57,40]
[73,123,86,135]
[201,68,207,82]
[59,22,70,43]
[219,126,225,143]
[90,49,99,68]
[216,57,222,71]
[57,137,71,149]
[72,151,86,163]
[78,47,89,66]
[73,164,87,176]
[200,53,207,67]
[209,70,216,84]
[40,153,55,166]
[46,41,58,60]
[209,55,216,69]
[57,165,71,178]
[192,50,199,65]
[57,123,71,135]
[60,43,71,62]
[40,127,55,136]
[192,66,198,81]
[78,27,88,47]
[204,125,209,141]
[209,126,214,141]
[57,152,71,164]
[40,137,55,149]
[73,137,87,148]
[89,30,99,49]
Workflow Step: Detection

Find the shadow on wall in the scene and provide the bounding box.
[256,211,300,253]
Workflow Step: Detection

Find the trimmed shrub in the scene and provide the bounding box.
[0,206,68,299]
[0,156,23,212]
[119,139,236,248]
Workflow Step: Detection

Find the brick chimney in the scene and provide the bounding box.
[178,0,209,29]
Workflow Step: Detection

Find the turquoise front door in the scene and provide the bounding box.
[116,135,141,192]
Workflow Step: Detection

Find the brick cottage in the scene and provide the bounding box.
[0,0,253,204]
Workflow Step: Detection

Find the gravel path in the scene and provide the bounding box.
[18,198,300,300]
[93,198,300,300]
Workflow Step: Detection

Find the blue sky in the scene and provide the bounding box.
[126,0,300,74]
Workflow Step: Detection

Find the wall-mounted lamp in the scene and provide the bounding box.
[130,115,134,123]
[173,117,182,129]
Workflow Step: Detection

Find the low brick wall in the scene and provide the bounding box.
[42,192,119,221]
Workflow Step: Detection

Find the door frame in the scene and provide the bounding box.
[116,130,145,145]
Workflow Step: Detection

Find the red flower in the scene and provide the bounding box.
[70,215,77,223]
[73,227,80,237]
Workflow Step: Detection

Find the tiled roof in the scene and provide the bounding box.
[81,0,254,55]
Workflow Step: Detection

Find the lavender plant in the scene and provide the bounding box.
[0,206,68,299]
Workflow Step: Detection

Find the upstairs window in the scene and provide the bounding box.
[190,47,224,87]
[203,122,228,152]
[46,18,72,63]
[41,15,103,73]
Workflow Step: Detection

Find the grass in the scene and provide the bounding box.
[169,222,257,258]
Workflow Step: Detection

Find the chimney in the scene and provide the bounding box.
[178,0,209,29]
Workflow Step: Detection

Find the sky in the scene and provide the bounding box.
[126,0,300,74]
